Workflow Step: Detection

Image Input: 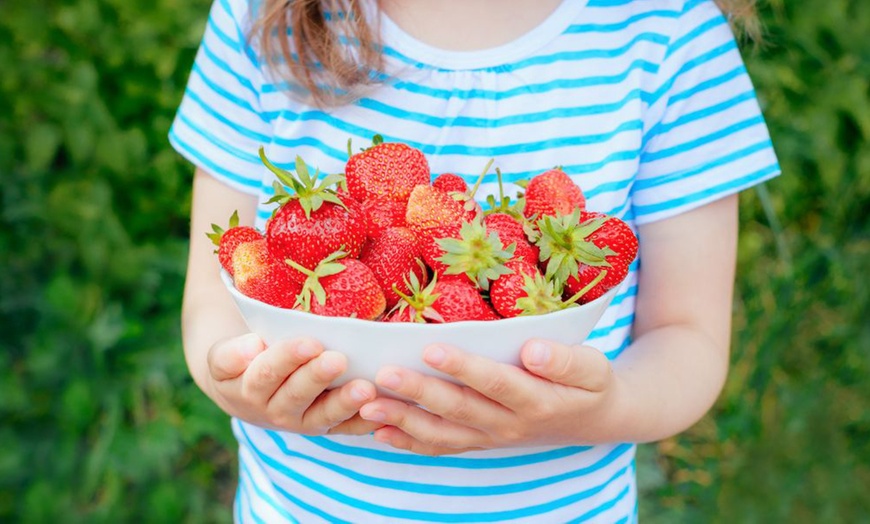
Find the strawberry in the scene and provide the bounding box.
[405,184,470,232]
[564,212,638,303]
[430,278,499,322]
[359,197,408,238]
[432,173,468,194]
[207,210,263,276]
[392,273,498,323]
[483,213,540,264]
[359,227,426,309]
[230,239,301,308]
[288,252,386,320]
[489,259,542,318]
[432,219,515,290]
[518,168,585,220]
[260,150,367,283]
[345,135,430,203]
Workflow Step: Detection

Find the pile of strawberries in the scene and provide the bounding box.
[210,136,638,323]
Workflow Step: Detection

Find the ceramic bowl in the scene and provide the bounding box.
[220,270,618,388]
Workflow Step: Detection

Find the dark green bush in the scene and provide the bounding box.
[1,0,867,522]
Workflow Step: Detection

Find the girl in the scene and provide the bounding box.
[171,0,779,521]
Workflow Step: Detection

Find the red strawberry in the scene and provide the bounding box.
[519,168,585,220]
[359,197,408,238]
[429,219,515,290]
[359,227,426,309]
[405,185,470,232]
[483,212,540,264]
[489,259,541,318]
[231,239,301,308]
[260,150,367,283]
[345,136,430,203]
[288,252,386,320]
[418,223,460,277]
[432,173,468,194]
[564,212,638,303]
[392,273,498,323]
[207,210,263,276]
[431,278,499,322]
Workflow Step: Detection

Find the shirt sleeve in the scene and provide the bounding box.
[168,0,270,195]
[632,0,780,225]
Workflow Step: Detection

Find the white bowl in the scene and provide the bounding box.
[221,270,618,389]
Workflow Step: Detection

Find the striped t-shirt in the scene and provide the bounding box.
[169,0,780,521]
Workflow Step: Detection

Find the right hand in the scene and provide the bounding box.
[206,334,382,436]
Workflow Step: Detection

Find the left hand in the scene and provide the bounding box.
[358,339,627,455]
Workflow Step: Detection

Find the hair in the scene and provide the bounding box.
[255,0,760,107]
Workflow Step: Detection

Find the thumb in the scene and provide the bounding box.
[207,333,266,381]
[521,339,612,391]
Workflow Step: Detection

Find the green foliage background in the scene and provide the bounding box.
[1,0,867,522]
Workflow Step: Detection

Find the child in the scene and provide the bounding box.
[170,0,780,521]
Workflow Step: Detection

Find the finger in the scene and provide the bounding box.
[421,344,543,412]
[521,340,613,392]
[373,366,510,429]
[208,333,266,382]
[301,379,377,434]
[241,338,322,402]
[328,414,385,436]
[268,350,348,417]
[372,426,484,456]
[359,398,488,450]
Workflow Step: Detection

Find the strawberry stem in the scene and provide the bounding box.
[468,158,495,199]
[563,269,607,306]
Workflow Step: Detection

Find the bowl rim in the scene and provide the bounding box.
[220,269,620,330]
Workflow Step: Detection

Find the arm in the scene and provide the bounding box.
[358,195,737,452]
[183,169,380,435]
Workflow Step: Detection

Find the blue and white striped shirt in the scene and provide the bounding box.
[170,0,779,521]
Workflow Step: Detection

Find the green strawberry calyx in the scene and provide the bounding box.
[259,147,347,219]
[535,209,616,285]
[436,219,515,291]
[286,250,348,311]
[390,270,444,323]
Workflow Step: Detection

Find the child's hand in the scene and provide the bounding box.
[358,339,625,455]
[207,334,381,436]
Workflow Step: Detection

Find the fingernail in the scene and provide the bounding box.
[424,345,446,367]
[239,334,263,359]
[350,385,371,403]
[362,408,386,423]
[320,354,341,375]
[379,371,402,390]
[296,339,319,359]
[526,341,550,367]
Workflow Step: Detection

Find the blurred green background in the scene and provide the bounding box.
[1,0,867,522]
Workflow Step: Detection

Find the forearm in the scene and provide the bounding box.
[607,323,729,443]
[181,282,250,402]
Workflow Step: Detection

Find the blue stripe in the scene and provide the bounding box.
[303,435,592,468]
[389,59,659,100]
[234,485,243,524]
[648,40,737,105]
[646,90,757,142]
[266,431,633,496]
[643,115,765,162]
[569,485,632,523]
[239,476,268,524]
[588,0,635,7]
[176,111,261,164]
[589,312,635,340]
[668,65,745,106]
[566,9,682,33]
[206,7,242,53]
[239,460,299,523]
[241,423,634,522]
[636,139,774,192]
[605,337,632,360]
[200,36,258,96]
[183,88,272,142]
[633,163,780,216]
[217,0,261,66]
[190,63,268,123]
[355,88,643,129]
[666,13,727,59]
[400,32,670,72]
[168,128,261,189]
